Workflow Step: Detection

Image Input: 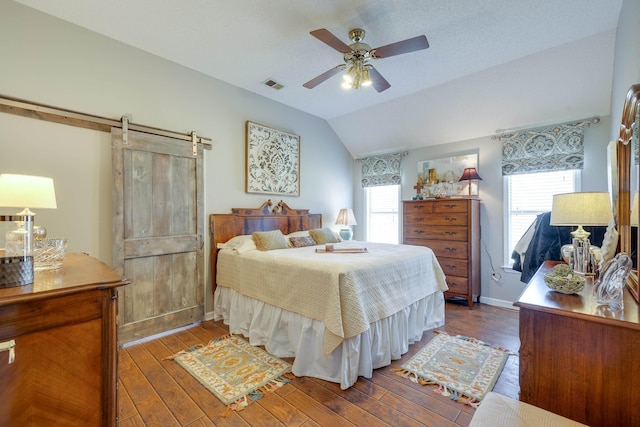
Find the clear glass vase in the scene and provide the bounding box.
[594,253,631,311]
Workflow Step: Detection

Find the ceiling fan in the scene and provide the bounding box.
[303,28,429,92]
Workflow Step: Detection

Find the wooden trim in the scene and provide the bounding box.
[617,84,640,303]
[0,94,212,149]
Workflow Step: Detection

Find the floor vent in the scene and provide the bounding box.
[263,79,285,90]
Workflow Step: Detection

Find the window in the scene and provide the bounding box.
[505,170,579,266]
[365,185,400,244]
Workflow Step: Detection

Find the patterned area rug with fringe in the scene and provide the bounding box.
[169,334,292,412]
[394,331,510,408]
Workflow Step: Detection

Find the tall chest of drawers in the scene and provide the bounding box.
[402,199,481,307]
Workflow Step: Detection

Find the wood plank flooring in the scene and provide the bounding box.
[118,301,520,426]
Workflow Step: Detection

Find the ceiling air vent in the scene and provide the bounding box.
[263,79,285,90]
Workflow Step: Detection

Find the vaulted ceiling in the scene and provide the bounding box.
[15,0,622,157]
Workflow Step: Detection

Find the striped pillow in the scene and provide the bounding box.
[289,235,317,248]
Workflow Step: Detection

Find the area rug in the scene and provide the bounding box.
[393,331,511,408]
[168,334,292,413]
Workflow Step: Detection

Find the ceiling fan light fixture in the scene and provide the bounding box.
[361,67,372,86]
[341,62,370,90]
[305,27,429,93]
[343,65,357,83]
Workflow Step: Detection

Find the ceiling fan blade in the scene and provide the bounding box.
[310,29,351,53]
[303,66,344,89]
[373,35,429,58]
[368,66,391,93]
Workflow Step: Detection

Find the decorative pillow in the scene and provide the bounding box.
[309,228,340,245]
[287,230,310,238]
[252,230,289,251]
[286,230,311,247]
[289,235,317,248]
[216,235,257,253]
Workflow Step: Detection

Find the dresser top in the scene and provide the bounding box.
[0,252,131,305]
[515,260,640,330]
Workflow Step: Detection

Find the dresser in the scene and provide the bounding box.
[515,261,640,426]
[402,198,480,307]
[0,253,131,426]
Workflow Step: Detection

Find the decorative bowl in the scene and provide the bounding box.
[544,264,585,294]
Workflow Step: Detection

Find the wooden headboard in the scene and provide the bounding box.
[209,200,322,293]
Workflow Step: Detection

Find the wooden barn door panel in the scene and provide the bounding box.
[112,128,204,343]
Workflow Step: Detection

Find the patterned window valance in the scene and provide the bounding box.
[359,152,407,187]
[496,118,598,176]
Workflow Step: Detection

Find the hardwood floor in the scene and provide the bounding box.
[118,301,520,426]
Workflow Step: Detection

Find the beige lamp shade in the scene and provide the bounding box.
[0,174,57,215]
[632,192,638,227]
[335,208,357,226]
[550,192,612,240]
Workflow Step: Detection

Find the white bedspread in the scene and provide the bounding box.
[216,240,448,354]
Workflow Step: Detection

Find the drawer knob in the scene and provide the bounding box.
[413,205,425,209]
[445,247,457,253]
[444,231,457,236]
[413,230,425,234]
[445,264,457,270]
[444,217,457,222]
[415,217,424,221]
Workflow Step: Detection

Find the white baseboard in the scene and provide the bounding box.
[122,322,200,348]
[123,311,218,348]
[479,296,519,310]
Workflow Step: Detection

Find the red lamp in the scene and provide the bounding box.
[459,168,483,196]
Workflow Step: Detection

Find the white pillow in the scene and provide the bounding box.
[216,235,257,253]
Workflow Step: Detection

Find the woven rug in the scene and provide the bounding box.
[169,334,292,413]
[393,331,510,408]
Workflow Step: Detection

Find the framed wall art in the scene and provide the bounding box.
[245,121,300,196]
[417,153,478,198]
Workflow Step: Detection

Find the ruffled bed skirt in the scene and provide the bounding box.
[213,287,445,389]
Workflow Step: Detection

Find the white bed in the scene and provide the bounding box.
[210,205,447,389]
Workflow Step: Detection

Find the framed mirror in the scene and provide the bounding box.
[617,84,640,303]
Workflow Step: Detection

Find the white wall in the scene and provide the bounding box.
[0,2,353,312]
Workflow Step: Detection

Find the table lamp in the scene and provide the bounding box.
[335,208,357,240]
[550,192,612,274]
[0,174,57,257]
[458,168,483,196]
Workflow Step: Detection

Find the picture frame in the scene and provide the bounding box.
[417,153,478,198]
[245,121,300,196]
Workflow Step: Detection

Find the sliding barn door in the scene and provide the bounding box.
[112,128,204,343]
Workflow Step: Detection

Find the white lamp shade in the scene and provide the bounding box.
[335,208,357,226]
[0,174,57,212]
[632,192,638,227]
[550,192,612,226]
